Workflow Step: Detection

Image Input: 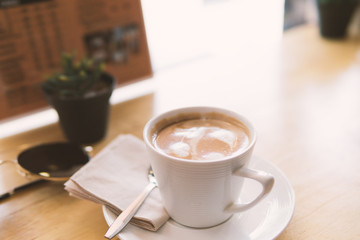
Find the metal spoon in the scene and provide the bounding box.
[104,167,157,239]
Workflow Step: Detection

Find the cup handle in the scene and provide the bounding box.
[225,167,275,213]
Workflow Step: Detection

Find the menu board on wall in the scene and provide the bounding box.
[0,0,152,121]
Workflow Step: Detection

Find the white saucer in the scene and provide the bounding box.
[103,156,295,240]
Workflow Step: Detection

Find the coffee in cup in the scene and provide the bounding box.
[153,112,250,161]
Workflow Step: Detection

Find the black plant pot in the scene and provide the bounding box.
[316,1,358,39]
[44,73,115,144]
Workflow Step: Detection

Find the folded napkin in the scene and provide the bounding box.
[64,134,169,231]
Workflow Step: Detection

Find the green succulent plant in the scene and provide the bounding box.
[42,52,106,98]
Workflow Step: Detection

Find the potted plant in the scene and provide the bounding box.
[42,52,116,144]
[316,0,359,38]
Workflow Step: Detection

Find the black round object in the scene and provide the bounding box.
[17,142,89,181]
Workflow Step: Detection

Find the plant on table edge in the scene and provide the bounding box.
[41,52,115,144]
[315,0,359,38]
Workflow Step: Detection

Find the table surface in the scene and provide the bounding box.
[1,24,360,239]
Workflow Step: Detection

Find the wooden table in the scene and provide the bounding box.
[1,24,360,239]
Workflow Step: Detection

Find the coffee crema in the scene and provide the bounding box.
[153,117,250,161]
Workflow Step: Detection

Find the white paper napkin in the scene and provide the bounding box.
[64,134,169,231]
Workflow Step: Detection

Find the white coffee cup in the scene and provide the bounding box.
[143,106,274,228]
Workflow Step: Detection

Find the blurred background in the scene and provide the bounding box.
[0,0,359,137]
[142,0,359,71]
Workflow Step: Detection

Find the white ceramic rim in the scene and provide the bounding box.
[143,106,257,164]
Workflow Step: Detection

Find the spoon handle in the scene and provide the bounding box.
[104,182,157,239]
